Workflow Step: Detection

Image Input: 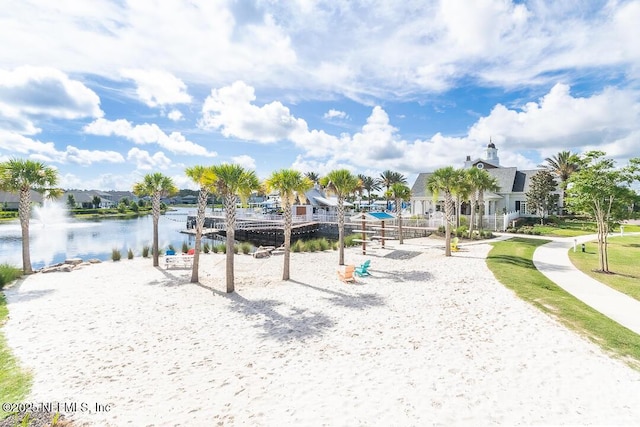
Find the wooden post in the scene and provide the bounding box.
[381,220,385,249]
[361,215,366,255]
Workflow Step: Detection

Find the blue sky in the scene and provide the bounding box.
[1,0,639,190]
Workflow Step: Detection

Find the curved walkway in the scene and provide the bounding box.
[531,232,640,335]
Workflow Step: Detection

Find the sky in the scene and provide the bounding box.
[1,0,639,191]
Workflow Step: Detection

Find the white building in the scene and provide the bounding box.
[410,142,560,218]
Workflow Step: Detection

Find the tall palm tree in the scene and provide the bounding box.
[133,173,178,267]
[541,150,580,214]
[211,164,260,293]
[474,171,500,231]
[454,176,472,228]
[0,158,60,274]
[379,170,407,210]
[321,169,360,265]
[426,167,465,257]
[390,182,411,244]
[185,165,217,283]
[359,175,381,205]
[265,169,313,280]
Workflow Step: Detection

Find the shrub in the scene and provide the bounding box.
[306,239,319,252]
[331,241,338,250]
[344,233,359,247]
[127,248,134,259]
[142,245,149,258]
[437,225,446,234]
[459,216,468,226]
[212,244,220,254]
[0,264,21,289]
[219,243,227,254]
[318,238,330,251]
[182,242,189,253]
[240,242,252,255]
[292,240,304,252]
[112,248,121,261]
[456,226,468,237]
[203,242,210,254]
[233,244,239,254]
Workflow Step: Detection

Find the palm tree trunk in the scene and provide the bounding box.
[478,190,485,231]
[444,193,453,257]
[152,193,161,267]
[19,188,33,274]
[224,193,236,293]
[396,197,404,244]
[338,196,345,265]
[469,191,478,236]
[191,189,208,283]
[283,198,292,280]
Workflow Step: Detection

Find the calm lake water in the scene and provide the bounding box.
[0,206,211,269]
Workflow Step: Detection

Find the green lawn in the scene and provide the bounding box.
[532,221,640,237]
[487,238,640,371]
[568,235,640,302]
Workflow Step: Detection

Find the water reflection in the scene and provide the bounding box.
[0,209,200,269]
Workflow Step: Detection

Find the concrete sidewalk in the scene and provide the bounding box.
[532,233,640,336]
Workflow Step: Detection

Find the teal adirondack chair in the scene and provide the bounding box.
[355,260,371,277]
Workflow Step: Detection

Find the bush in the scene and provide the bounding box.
[240,242,252,255]
[182,242,189,253]
[112,248,121,261]
[318,238,330,251]
[233,244,239,254]
[292,240,304,252]
[332,241,338,250]
[219,243,227,254]
[344,234,359,247]
[203,242,210,254]
[142,245,149,258]
[456,226,468,237]
[0,264,21,289]
[306,240,319,252]
[212,244,220,254]
[459,216,468,226]
[127,248,134,259]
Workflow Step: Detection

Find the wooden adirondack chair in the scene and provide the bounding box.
[338,265,356,283]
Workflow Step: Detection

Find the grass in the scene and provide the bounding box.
[1,277,33,418]
[568,235,640,302]
[487,237,640,371]
[531,221,640,237]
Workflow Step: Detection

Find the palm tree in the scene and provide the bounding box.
[265,169,313,280]
[390,183,411,244]
[0,158,60,274]
[210,164,260,293]
[359,175,381,205]
[304,171,320,185]
[541,151,580,214]
[379,170,407,210]
[185,165,216,283]
[133,173,178,267]
[426,167,465,257]
[474,171,500,231]
[320,169,360,265]
[454,176,472,228]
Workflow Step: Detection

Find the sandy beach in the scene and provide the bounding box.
[3,238,640,426]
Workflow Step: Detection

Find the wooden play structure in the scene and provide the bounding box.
[349,211,397,255]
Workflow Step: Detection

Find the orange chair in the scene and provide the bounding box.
[187,248,195,255]
[337,265,356,283]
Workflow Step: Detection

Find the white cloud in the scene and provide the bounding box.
[121,69,192,107]
[84,118,217,158]
[167,109,183,121]
[200,80,308,143]
[468,83,640,153]
[230,154,256,170]
[127,148,172,170]
[0,66,103,135]
[323,109,348,120]
[0,130,124,166]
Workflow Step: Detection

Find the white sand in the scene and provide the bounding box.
[3,239,640,426]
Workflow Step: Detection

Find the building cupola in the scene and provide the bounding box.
[485,138,499,166]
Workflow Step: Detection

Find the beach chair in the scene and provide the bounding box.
[166,249,176,256]
[187,248,195,255]
[355,260,371,277]
[450,237,459,252]
[338,265,356,283]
